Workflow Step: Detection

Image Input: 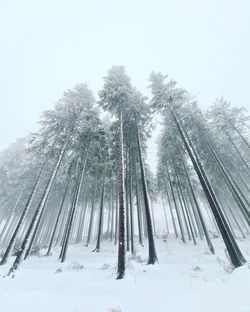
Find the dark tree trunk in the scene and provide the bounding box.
[110,183,114,241]
[86,175,98,246]
[0,161,46,265]
[92,168,106,252]
[7,136,70,275]
[117,111,126,279]
[0,187,25,245]
[171,108,246,268]
[135,163,144,246]
[161,196,169,235]
[181,156,214,252]
[226,132,250,171]
[234,126,250,150]
[178,184,196,245]
[59,175,80,261]
[114,189,118,246]
[46,171,72,256]
[136,124,158,265]
[125,163,130,252]
[24,188,52,260]
[163,177,178,238]
[60,147,89,262]
[207,141,250,227]
[106,185,112,239]
[165,165,185,242]
[176,182,191,240]
[129,157,135,255]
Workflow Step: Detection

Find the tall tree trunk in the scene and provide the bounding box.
[163,177,178,238]
[234,126,250,150]
[106,186,112,239]
[24,188,51,260]
[59,176,80,260]
[171,108,246,267]
[117,111,126,279]
[0,161,46,265]
[150,201,157,237]
[129,157,135,255]
[114,189,118,246]
[125,163,130,252]
[86,175,98,246]
[135,163,143,246]
[176,183,191,240]
[46,171,72,256]
[226,132,250,171]
[181,156,214,252]
[7,136,70,275]
[179,185,197,245]
[110,183,114,241]
[60,146,89,262]
[0,187,25,245]
[136,124,158,265]
[161,196,169,235]
[207,141,250,227]
[92,168,106,252]
[165,166,185,242]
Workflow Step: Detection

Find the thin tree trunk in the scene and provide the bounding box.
[207,141,250,227]
[110,183,114,241]
[60,146,90,262]
[136,124,158,265]
[171,108,246,267]
[226,132,250,171]
[129,157,135,255]
[0,187,25,245]
[161,196,169,235]
[166,166,185,242]
[59,177,80,260]
[114,189,118,246]
[117,111,126,279]
[125,165,130,252]
[0,161,46,265]
[46,171,72,255]
[135,163,143,246]
[92,168,106,252]
[181,156,214,251]
[164,177,178,238]
[234,127,250,150]
[86,175,98,246]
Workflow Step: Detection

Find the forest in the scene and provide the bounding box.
[0,65,250,282]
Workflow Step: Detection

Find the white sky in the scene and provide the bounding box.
[1,0,250,160]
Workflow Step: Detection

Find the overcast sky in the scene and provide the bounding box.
[1,0,250,161]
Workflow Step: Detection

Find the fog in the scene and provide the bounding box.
[1,0,250,153]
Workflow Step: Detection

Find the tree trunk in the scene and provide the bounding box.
[60,146,89,262]
[163,177,178,238]
[171,108,246,268]
[46,171,72,256]
[136,124,158,265]
[117,111,126,279]
[86,175,98,246]
[165,165,185,242]
[161,196,169,235]
[135,163,143,246]
[129,157,135,255]
[181,156,214,252]
[226,132,250,171]
[0,161,46,265]
[92,168,106,252]
[234,126,250,150]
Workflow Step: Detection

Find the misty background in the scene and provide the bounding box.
[1,0,250,172]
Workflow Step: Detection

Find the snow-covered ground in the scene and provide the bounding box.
[0,237,250,312]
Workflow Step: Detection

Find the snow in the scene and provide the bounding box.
[0,237,250,312]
